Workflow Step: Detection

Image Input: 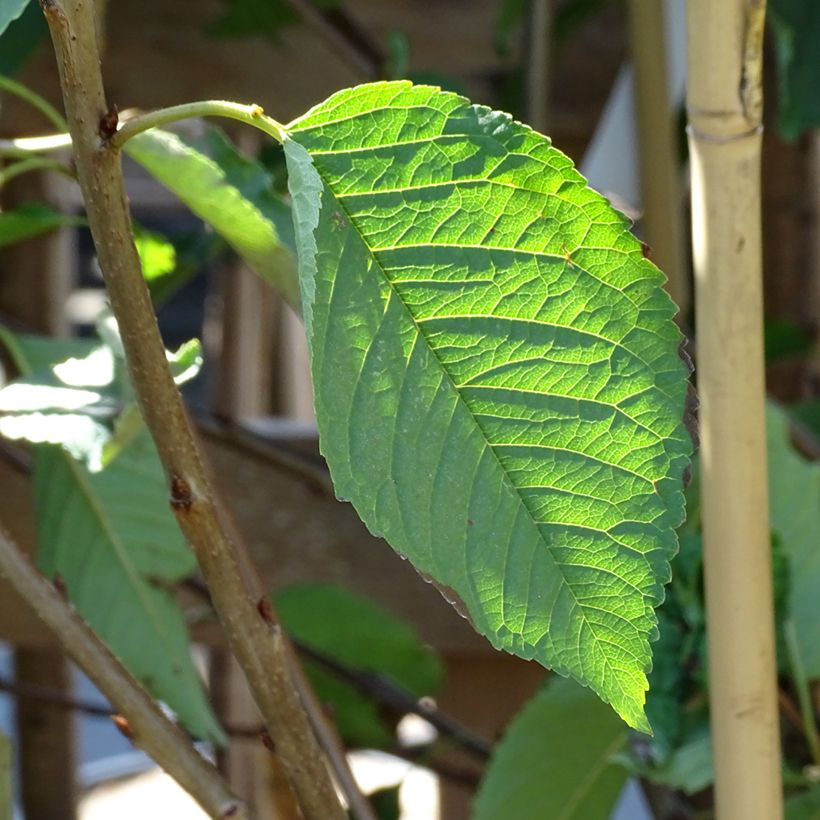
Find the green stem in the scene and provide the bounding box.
[111,101,287,150]
[0,133,73,159]
[0,157,74,186]
[0,74,68,132]
[785,619,820,767]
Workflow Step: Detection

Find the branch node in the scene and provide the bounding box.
[260,730,276,753]
[99,104,119,141]
[53,573,68,601]
[169,475,193,511]
[111,713,134,741]
[257,596,275,625]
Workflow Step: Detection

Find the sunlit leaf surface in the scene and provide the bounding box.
[284,81,691,729]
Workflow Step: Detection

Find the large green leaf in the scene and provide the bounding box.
[474,677,628,820]
[125,126,298,304]
[768,403,820,676]
[274,583,442,748]
[283,81,691,730]
[34,435,224,744]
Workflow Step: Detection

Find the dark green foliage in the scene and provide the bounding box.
[769,0,820,139]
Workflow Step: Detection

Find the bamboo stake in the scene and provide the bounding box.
[626,0,687,314]
[686,2,783,819]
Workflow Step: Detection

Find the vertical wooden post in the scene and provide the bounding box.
[687,2,783,818]
[626,0,687,314]
[15,652,77,820]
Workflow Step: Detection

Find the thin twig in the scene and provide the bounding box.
[183,577,492,761]
[282,0,384,78]
[389,746,483,788]
[297,642,493,761]
[0,525,248,820]
[0,675,115,717]
[40,2,359,817]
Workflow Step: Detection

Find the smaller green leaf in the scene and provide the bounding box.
[0,321,202,470]
[35,434,225,743]
[0,203,83,248]
[642,727,713,795]
[768,403,820,677]
[791,399,820,441]
[0,340,116,470]
[474,677,628,820]
[167,338,204,386]
[786,785,820,820]
[0,3,47,75]
[125,126,298,304]
[0,327,96,376]
[135,227,176,283]
[0,0,32,38]
[769,0,820,140]
[274,583,442,749]
[764,317,814,362]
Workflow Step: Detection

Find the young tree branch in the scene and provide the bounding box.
[0,525,248,820]
[38,1,354,818]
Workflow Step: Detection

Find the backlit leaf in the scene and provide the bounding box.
[284,81,692,730]
[35,436,225,744]
[125,126,298,304]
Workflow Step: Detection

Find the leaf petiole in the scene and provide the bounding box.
[110,100,288,150]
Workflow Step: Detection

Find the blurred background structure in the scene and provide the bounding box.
[0,0,818,817]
